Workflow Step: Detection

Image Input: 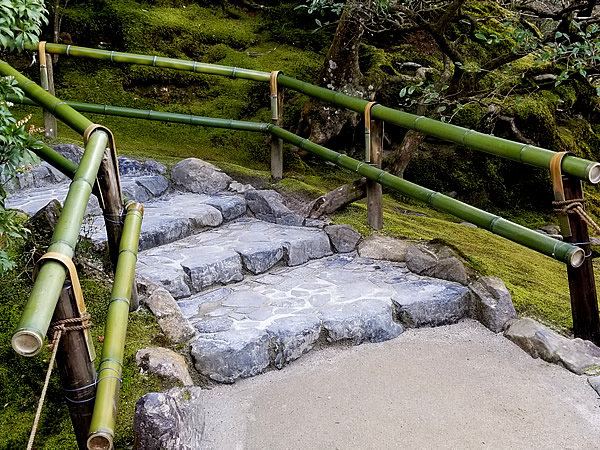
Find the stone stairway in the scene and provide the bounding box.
[6,146,509,385]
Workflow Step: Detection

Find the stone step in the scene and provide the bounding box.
[175,252,469,383]
[136,218,333,299]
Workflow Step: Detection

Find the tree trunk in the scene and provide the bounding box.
[390,130,426,177]
[296,0,368,145]
[306,178,367,218]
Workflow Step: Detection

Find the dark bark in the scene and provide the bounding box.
[296,0,369,145]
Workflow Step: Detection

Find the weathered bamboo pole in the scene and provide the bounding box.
[22,42,270,82]
[12,130,109,356]
[38,43,58,138]
[367,119,383,230]
[270,71,284,181]
[52,283,97,450]
[87,202,143,450]
[562,177,600,345]
[268,125,585,267]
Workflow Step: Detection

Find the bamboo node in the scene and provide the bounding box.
[553,198,600,235]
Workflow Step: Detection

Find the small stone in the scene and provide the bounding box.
[504,318,600,374]
[304,219,326,228]
[26,199,62,244]
[201,195,246,221]
[136,175,169,198]
[324,224,361,253]
[122,181,153,203]
[138,277,196,344]
[143,160,168,175]
[229,181,254,193]
[405,244,468,285]
[53,143,83,164]
[136,347,193,385]
[181,249,243,292]
[171,158,231,194]
[392,280,469,328]
[191,328,271,383]
[133,387,205,450]
[245,190,304,226]
[469,277,517,333]
[357,235,414,262]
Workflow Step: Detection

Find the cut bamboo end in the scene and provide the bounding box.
[587,163,600,184]
[570,247,585,268]
[87,431,113,450]
[11,329,43,356]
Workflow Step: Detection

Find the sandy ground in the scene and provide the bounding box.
[197,320,600,450]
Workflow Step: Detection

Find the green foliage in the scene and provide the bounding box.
[0,0,48,50]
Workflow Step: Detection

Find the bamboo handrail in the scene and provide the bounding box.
[11,130,109,356]
[10,92,585,267]
[19,43,600,184]
[87,202,143,450]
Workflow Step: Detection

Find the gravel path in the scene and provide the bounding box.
[199,320,600,449]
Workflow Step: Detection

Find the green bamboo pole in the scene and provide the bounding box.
[31,139,78,179]
[11,130,109,356]
[268,125,585,268]
[87,202,143,450]
[23,42,270,82]
[9,94,269,132]
[276,75,600,184]
[0,61,92,134]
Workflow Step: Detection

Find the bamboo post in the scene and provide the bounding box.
[38,42,58,138]
[270,71,284,181]
[562,177,600,345]
[87,203,143,450]
[365,102,383,230]
[52,283,96,450]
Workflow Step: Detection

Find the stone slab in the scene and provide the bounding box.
[181,253,468,383]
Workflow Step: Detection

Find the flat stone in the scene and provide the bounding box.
[237,244,284,274]
[221,291,269,308]
[191,329,271,383]
[504,318,600,374]
[267,315,322,369]
[122,180,153,202]
[137,261,191,299]
[324,224,361,253]
[133,387,205,450]
[195,317,234,333]
[182,248,243,291]
[178,288,232,321]
[392,279,469,327]
[245,190,304,226]
[358,235,415,262]
[171,158,231,194]
[201,195,247,221]
[136,175,169,198]
[469,277,517,333]
[320,299,404,344]
[136,347,194,386]
[137,277,195,344]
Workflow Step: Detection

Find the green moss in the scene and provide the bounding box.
[0,245,172,448]
[452,103,487,128]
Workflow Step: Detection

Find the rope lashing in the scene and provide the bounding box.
[364,102,377,163]
[27,313,93,450]
[553,198,600,235]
